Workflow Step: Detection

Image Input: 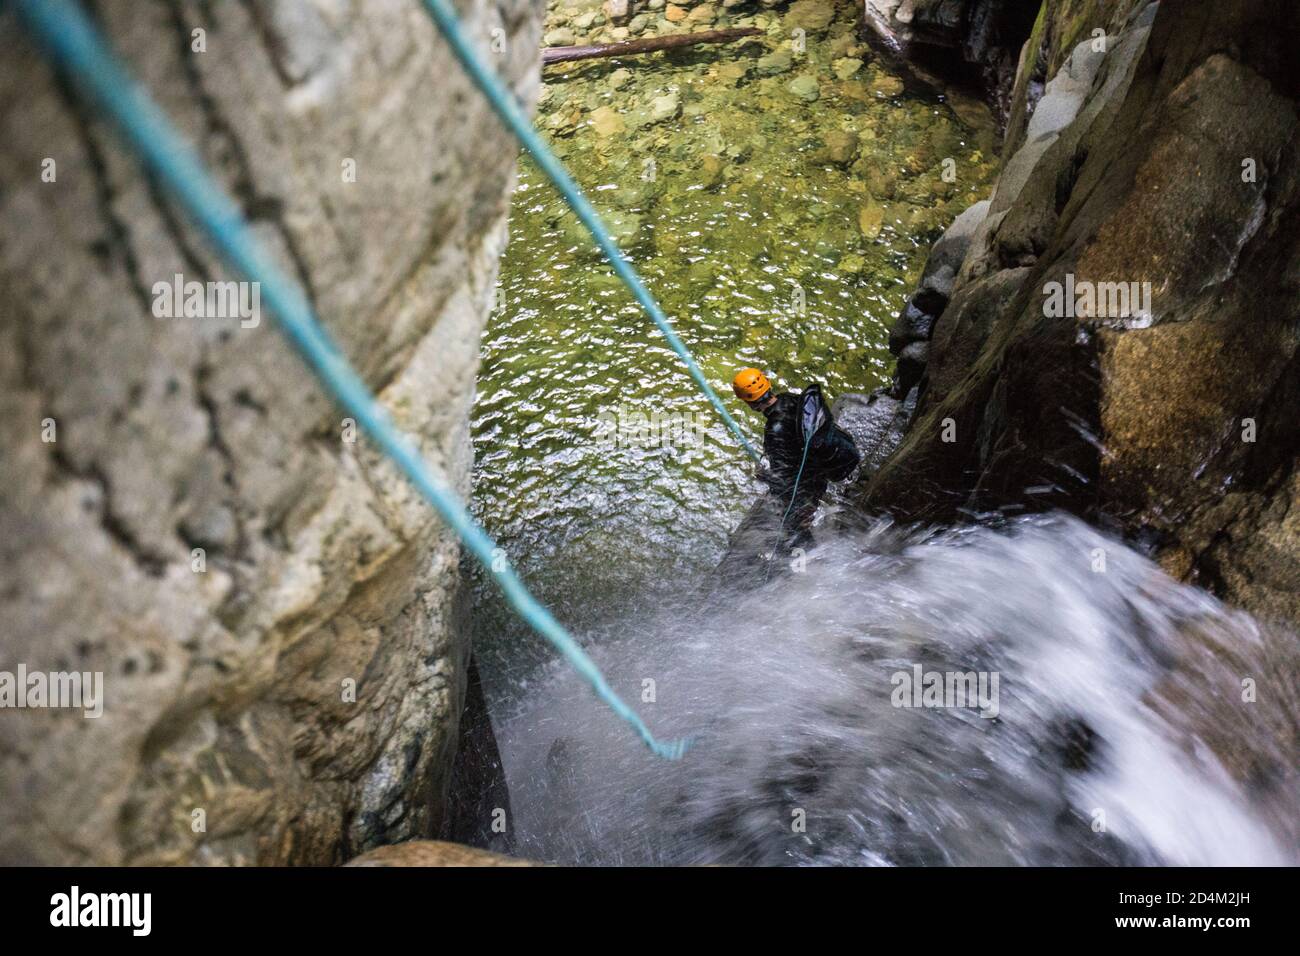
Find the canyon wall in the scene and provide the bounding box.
[860,0,1300,628]
[0,0,542,864]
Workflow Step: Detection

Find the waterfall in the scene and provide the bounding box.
[489,514,1296,865]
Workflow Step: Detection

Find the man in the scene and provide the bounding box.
[733,368,860,550]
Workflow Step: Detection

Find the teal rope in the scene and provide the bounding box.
[416,0,760,464]
[780,428,814,532]
[14,0,688,760]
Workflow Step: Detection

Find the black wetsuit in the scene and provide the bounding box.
[760,389,859,547]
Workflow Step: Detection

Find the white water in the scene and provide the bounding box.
[490,514,1296,865]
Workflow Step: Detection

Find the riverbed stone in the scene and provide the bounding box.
[858,200,885,238]
[830,34,868,59]
[786,0,836,35]
[836,253,867,276]
[603,0,632,24]
[716,60,752,86]
[788,75,821,102]
[857,162,899,199]
[821,129,860,166]
[757,48,794,75]
[833,57,865,80]
[649,91,682,122]
[870,71,904,97]
[589,105,626,137]
[544,26,577,46]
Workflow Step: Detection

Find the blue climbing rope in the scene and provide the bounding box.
[416,0,760,463]
[781,428,814,532]
[13,0,688,759]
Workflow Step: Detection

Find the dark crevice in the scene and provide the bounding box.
[194,361,237,483]
[965,0,1044,123]
[194,358,252,569]
[49,447,169,578]
[233,386,268,415]
[50,72,154,316]
[237,0,300,88]
[9,300,51,414]
[165,0,321,312]
[864,0,1044,132]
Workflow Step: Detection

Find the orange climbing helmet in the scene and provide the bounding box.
[733,368,772,403]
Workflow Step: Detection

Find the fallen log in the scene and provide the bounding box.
[542,27,762,66]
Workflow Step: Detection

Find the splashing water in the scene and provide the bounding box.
[491,514,1297,866]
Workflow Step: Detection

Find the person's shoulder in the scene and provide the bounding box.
[767,394,796,422]
[785,383,822,398]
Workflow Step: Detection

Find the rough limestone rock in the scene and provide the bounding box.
[345,839,533,867]
[882,200,989,395]
[1024,37,1108,142]
[0,0,543,864]
[1003,0,1146,154]
[888,298,938,354]
[861,1,1300,628]
[832,389,918,484]
[923,198,989,280]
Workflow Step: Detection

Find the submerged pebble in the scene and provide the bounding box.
[787,75,820,102]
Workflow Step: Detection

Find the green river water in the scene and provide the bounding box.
[470,0,999,681]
